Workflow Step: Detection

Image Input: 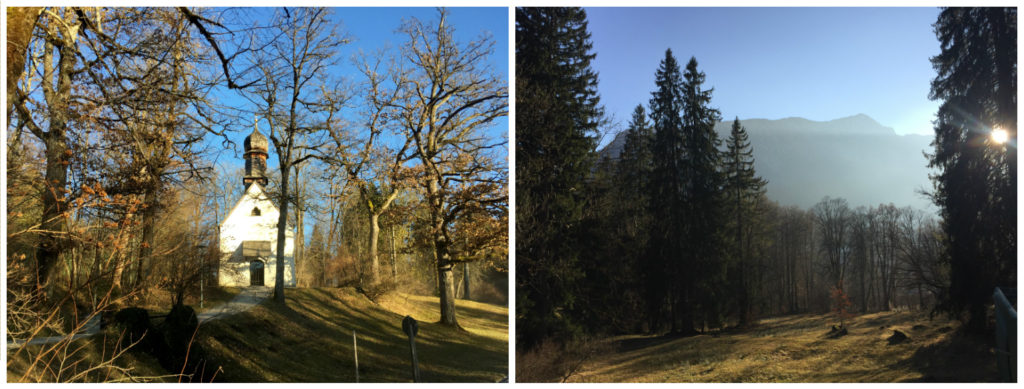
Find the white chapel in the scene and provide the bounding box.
[218,124,296,287]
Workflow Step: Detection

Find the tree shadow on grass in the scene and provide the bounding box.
[613,332,694,354]
[199,288,506,383]
[891,329,997,382]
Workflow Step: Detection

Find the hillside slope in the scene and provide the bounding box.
[198,288,507,382]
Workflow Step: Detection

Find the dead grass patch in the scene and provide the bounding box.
[563,311,996,382]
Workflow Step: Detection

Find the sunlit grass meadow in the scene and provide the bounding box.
[566,311,995,383]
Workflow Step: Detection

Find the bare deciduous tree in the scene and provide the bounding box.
[329,52,414,286]
[812,197,852,290]
[395,8,508,326]
[11,8,84,292]
[245,7,350,303]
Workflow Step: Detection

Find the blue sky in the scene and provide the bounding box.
[585,7,942,145]
[213,6,509,174]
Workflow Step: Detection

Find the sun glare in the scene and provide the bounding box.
[991,128,1009,144]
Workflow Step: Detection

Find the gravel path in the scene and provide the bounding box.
[197,286,271,323]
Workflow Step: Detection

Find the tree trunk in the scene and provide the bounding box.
[917,283,925,310]
[326,179,339,288]
[34,31,77,293]
[295,204,304,284]
[437,259,458,326]
[462,262,471,301]
[737,224,748,326]
[429,181,458,327]
[391,225,398,281]
[136,188,158,289]
[37,130,69,292]
[678,287,694,335]
[369,212,381,285]
[859,244,867,313]
[274,165,290,303]
[435,220,457,326]
[867,242,876,311]
[736,181,748,327]
[293,167,305,287]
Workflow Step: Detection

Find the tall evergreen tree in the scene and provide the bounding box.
[516,7,603,348]
[617,105,655,251]
[678,57,727,332]
[928,7,1016,333]
[576,154,643,333]
[723,117,767,326]
[589,105,654,333]
[647,52,727,333]
[647,49,687,332]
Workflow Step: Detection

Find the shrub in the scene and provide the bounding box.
[516,337,607,382]
[829,283,854,328]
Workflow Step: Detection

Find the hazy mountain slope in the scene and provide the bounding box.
[599,114,935,211]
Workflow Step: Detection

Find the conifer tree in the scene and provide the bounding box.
[723,117,767,326]
[576,154,642,333]
[647,49,687,332]
[617,105,654,242]
[928,7,1016,332]
[516,7,603,347]
[592,105,653,333]
[678,56,727,332]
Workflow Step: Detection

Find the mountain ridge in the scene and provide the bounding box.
[598,114,935,211]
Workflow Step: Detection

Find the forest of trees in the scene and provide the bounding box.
[516,5,1015,355]
[6,8,508,376]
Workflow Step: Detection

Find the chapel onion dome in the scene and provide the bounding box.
[244,128,268,153]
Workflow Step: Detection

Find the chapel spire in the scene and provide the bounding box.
[244,116,269,189]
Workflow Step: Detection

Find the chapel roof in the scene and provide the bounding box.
[218,182,296,231]
[244,127,268,153]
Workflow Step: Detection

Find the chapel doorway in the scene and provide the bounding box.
[250,260,264,286]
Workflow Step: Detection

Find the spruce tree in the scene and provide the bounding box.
[576,154,643,333]
[722,117,767,327]
[515,7,603,348]
[617,105,654,239]
[678,56,726,332]
[601,105,655,333]
[647,49,687,332]
[928,7,1016,333]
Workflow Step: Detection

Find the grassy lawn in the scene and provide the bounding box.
[565,311,996,383]
[198,287,508,382]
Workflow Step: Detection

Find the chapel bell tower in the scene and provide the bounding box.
[244,117,269,189]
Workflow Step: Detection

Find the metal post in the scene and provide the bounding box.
[197,244,207,309]
[353,330,359,383]
[994,287,1016,382]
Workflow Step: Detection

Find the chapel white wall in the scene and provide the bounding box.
[218,184,296,287]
